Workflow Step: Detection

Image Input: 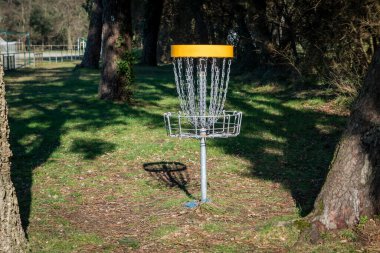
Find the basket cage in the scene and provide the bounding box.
[164,111,242,138]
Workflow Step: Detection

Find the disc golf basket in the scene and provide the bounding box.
[164,45,242,207]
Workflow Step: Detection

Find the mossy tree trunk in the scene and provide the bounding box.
[80,0,103,69]
[310,47,380,232]
[141,0,164,66]
[99,0,133,101]
[0,65,28,252]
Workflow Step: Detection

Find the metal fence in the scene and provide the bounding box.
[0,44,85,70]
[0,52,32,70]
[30,45,85,63]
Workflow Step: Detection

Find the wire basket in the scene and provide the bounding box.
[164,111,242,138]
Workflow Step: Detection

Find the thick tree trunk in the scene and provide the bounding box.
[141,0,164,66]
[231,2,258,67]
[253,0,275,61]
[0,66,28,252]
[99,0,133,101]
[79,0,103,69]
[254,1,270,35]
[310,47,380,232]
[190,0,209,44]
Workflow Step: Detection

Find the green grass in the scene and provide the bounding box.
[118,236,140,249]
[211,244,249,253]
[3,62,363,252]
[151,224,179,238]
[202,222,226,233]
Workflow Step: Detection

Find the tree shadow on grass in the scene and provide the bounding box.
[210,83,347,216]
[70,138,116,160]
[6,65,168,231]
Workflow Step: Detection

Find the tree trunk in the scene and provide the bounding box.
[0,66,28,252]
[67,28,73,50]
[310,47,380,232]
[141,0,164,66]
[253,0,275,61]
[231,2,258,67]
[191,0,209,44]
[79,0,103,69]
[99,0,133,101]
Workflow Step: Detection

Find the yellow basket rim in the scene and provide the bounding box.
[171,45,233,58]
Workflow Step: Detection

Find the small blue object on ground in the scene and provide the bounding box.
[184,201,198,208]
[184,199,211,208]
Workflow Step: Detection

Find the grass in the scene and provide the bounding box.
[118,236,140,250]
[4,61,376,252]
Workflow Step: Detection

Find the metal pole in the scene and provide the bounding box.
[200,128,208,203]
[6,32,9,70]
[27,33,31,66]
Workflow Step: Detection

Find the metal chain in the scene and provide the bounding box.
[172,57,231,129]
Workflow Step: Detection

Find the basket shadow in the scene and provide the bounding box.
[143,162,194,199]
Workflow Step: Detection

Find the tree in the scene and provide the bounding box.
[79,0,103,68]
[190,0,209,44]
[56,0,89,49]
[99,0,134,101]
[27,0,89,45]
[309,47,380,233]
[0,66,28,252]
[29,7,53,44]
[141,0,164,66]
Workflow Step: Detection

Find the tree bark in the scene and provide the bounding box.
[79,0,103,69]
[67,28,73,50]
[191,0,209,44]
[99,0,133,101]
[253,0,269,37]
[0,66,28,252]
[141,0,164,66]
[253,0,275,61]
[310,47,380,232]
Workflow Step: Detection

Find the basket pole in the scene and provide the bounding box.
[200,128,208,202]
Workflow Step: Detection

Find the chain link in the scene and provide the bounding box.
[173,57,232,129]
